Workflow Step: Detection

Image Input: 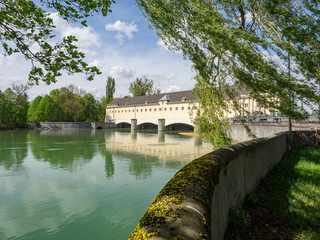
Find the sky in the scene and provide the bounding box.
[0,1,195,101]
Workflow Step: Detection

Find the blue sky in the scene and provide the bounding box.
[0,1,195,100]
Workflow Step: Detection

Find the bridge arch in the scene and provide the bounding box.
[165,123,194,131]
[115,118,196,131]
[116,122,131,128]
[137,122,158,130]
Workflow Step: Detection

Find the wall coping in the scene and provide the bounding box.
[129,131,316,239]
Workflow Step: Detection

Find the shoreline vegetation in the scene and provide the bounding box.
[225,146,320,240]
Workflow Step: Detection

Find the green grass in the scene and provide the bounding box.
[226,147,320,240]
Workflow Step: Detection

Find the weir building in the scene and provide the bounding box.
[105,89,278,131]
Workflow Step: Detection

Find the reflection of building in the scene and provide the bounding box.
[105,131,211,162]
[105,89,279,131]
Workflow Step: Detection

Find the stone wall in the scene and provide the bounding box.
[39,122,116,129]
[129,131,316,240]
[230,123,320,142]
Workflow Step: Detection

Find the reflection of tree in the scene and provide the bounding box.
[105,151,114,179]
[128,155,154,179]
[28,130,98,171]
[0,131,28,171]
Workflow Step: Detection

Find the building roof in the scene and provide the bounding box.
[108,90,198,107]
[107,86,250,108]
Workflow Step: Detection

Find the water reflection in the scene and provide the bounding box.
[105,151,115,179]
[104,130,211,179]
[0,130,28,171]
[28,129,102,171]
[105,130,209,161]
[0,129,212,240]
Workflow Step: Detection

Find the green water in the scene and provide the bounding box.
[0,129,211,240]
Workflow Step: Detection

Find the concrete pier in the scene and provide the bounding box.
[158,119,165,131]
[131,119,137,131]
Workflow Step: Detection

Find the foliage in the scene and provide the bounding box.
[226,146,320,240]
[0,0,114,85]
[98,97,108,122]
[37,95,56,121]
[27,85,103,123]
[136,0,320,148]
[229,207,251,232]
[106,76,115,104]
[28,96,43,122]
[79,93,99,122]
[129,76,161,97]
[61,85,85,122]
[0,83,29,129]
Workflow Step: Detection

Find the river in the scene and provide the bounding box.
[0,129,211,240]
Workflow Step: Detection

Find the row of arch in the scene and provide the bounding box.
[116,122,194,131]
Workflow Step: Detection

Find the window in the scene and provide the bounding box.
[181,107,184,110]
[164,108,167,111]
[121,110,123,113]
[188,107,190,110]
[175,107,178,110]
[244,104,248,108]
[128,110,130,112]
[133,109,135,112]
[257,103,260,107]
[159,108,162,111]
[170,107,172,111]
[141,109,143,112]
[150,109,152,111]
[194,106,197,110]
[154,108,157,111]
[145,109,147,112]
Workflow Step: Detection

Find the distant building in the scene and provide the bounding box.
[105,89,279,130]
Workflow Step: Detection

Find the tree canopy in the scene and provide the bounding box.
[0,83,29,129]
[129,76,161,97]
[27,84,106,122]
[136,0,320,148]
[0,0,114,85]
[106,76,115,104]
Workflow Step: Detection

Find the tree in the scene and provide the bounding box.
[37,95,55,121]
[28,96,43,122]
[98,97,108,122]
[0,84,29,128]
[129,76,161,97]
[106,76,115,104]
[136,0,320,148]
[0,0,114,85]
[79,93,99,122]
[62,85,85,122]
[0,90,11,129]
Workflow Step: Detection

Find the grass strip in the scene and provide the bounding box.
[225,146,320,240]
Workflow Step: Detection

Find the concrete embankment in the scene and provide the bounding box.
[129,131,318,240]
[231,123,320,141]
[38,122,116,129]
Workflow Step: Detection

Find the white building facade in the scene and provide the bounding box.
[105,90,278,131]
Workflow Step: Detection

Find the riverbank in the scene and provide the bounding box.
[225,146,320,240]
[178,132,199,137]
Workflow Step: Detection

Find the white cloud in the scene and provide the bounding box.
[166,85,182,93]
[105,20,138,44]
[88,59,107,69]
[157,39,168,50]
[108,65,136,80]
[50,12,101,49]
